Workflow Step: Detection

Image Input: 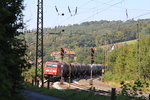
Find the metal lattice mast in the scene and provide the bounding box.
[35,0,44,87]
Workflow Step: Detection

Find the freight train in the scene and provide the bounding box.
[44,61,102,80]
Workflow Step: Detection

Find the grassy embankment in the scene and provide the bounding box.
[101,39,137,48]
[25,83,147,100]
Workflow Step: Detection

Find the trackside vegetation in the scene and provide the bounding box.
[25,83,147,100]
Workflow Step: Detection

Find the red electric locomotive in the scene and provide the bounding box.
[44,61,62,79]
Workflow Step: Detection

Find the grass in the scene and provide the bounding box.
[120,39,137,45]
[24,83,148,100]
[100,39,137,49]
[25,83,110,100]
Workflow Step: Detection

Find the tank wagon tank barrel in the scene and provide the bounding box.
[62,63,102,78]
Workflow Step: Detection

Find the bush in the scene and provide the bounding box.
[103,71,114,81]
[120,80,149,100]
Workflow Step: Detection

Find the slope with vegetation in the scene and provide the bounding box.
[25,19,150,63]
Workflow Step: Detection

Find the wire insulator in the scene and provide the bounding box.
[55,6,60,15]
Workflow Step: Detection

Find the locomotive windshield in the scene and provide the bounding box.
[46,64,57,68]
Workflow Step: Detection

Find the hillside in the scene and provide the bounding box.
[25,19,150,63]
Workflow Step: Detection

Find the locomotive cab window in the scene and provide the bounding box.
[46,64,57,68]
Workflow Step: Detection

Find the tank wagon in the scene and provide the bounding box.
[44,61,102,80]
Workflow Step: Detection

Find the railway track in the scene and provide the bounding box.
[70,79,111,96]
[38,76,113,96]
[53,78,112,96]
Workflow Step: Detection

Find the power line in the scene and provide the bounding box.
[91,0,150,20]
[78,0,94,9]
[44,3,150,12]
[72,0,115,17]
[45,0,122,28]
[91,0,115,10]
[56,0,124,26]
[92,0,150,12]
[75,0,150,22]
[77,0,125,23]
[132,12,150,19]
[50,0,95,26]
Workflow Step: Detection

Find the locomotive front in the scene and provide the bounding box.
[44,62,61,79]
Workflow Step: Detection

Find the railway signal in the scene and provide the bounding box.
[60,47,65,61]
[90,48,95,87]
[90,48,95,64]
[60,47,65,85]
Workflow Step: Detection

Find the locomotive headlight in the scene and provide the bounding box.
[46,69,50,72]
[53,70,56,72]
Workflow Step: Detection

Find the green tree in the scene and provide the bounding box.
[94,48,104,64]
[139,36,150,80]
[0,1,27,100]
[107,36,150,81]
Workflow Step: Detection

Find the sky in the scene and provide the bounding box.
[23,0,150,30]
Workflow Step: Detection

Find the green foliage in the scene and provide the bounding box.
[102,71,114,81]
[76,47,90,64]
[107,36,150,82]
[94,47,104,64]
[0,0,28,100]
[120,80,149,100]
[23,67,42,82]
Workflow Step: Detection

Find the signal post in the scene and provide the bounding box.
[60,47,65,85]
[90,48,95,88]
